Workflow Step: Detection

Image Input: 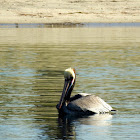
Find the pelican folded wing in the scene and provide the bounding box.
[67,95,113,114]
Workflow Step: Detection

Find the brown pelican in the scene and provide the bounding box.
[56,68,115,115]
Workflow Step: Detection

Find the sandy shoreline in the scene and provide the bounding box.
[0,0,140,23]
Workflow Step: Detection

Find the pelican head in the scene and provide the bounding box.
[57,68,76,110]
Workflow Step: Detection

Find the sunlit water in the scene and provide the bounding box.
[0,27,140,140]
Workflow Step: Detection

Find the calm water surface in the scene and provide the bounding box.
[0,27,140,140]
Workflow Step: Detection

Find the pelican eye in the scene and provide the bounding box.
[65,77,73,81]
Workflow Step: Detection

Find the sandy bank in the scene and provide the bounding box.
[0,0,140,23]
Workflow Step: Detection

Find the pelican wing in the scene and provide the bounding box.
[67,94,113,114]
[70,93,90,102]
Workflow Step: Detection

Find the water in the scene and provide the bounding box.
[0,27,140,140]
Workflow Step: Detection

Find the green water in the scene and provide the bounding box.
[0,27,140,140]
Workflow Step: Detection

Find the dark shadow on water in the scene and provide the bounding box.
[56,113,114,139]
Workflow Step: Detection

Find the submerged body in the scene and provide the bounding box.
[56,68,115,115]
